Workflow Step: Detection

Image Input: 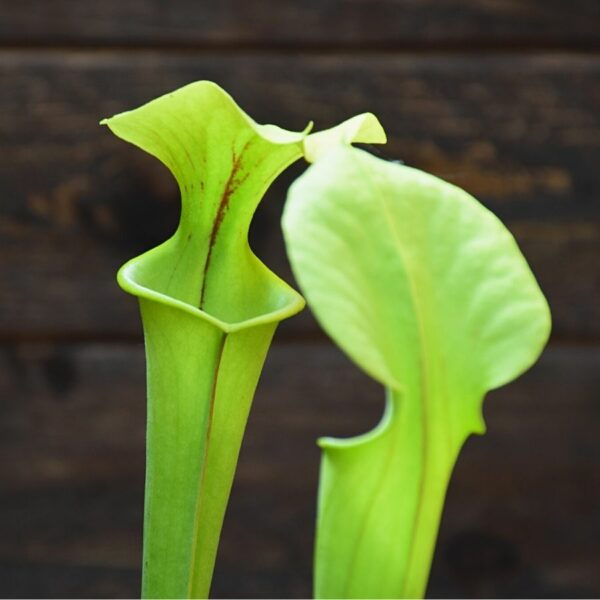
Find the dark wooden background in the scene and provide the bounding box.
[1,1,599,598]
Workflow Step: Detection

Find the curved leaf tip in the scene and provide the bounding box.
[303,112,386,163]
[284,145,550,403]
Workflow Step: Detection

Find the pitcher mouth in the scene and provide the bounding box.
[117,248,305,334]
[102,82,385,339]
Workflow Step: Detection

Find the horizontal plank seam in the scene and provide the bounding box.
[0,40,598,55]
[0,333,598,348]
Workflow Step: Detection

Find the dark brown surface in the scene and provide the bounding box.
[1,343,599,598]
[0,2,599,598]
[0,1,598,48]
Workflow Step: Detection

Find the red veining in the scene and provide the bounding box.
[198,141,251,309]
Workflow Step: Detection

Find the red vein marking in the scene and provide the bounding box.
[198,140,251,309]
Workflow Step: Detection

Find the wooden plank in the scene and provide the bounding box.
[0,342,598,597]
[0,1,598,47]
[0,562,138,599]
[0,52,598,339]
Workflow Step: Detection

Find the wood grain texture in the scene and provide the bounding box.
[0,342,598,598]
[0,1,598,47]
[1,52,598,340]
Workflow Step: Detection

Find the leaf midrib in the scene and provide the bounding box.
[351,152,439,597]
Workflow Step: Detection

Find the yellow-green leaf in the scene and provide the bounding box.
[282,145,551,599]
[102,82,386,599]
